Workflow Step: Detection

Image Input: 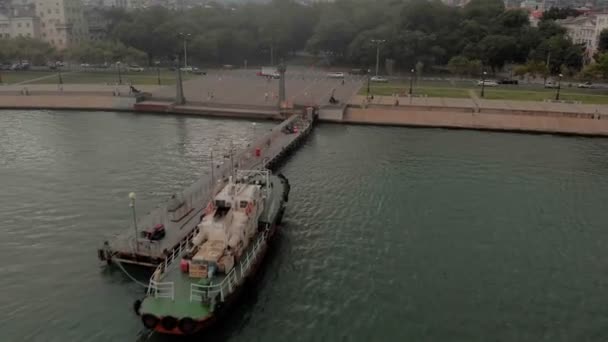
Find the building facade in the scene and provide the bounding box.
[35,0,89,50]
[0,14,40,39]
[558,16,596,51]
[84,5,107,41]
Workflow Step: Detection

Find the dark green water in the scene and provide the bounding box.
[2,110,608,342]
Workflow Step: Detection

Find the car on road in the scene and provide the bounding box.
[127,64,145,72]
[180,66,206,75]
[371,76,389,83]
[327,72,345,79]
[349,68,368,75]
[10,62,30,71]
[477,80,498,87]
[498,79,518,85]
[577,81,593,88]
[191,67,206,75]
[545,81,559,89]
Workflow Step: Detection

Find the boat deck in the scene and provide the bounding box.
[140,176,287,319]
[140,271,213,319]
[99,111,313,267]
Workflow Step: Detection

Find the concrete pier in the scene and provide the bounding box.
[98,110,316,267]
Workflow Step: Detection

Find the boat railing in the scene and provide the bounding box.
[148,280,174,300]
[190,231,267,303]
[147,226,200,298]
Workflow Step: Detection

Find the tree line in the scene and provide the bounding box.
[100,0,588,76]
[4,0,608,80]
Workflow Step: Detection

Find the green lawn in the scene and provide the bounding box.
[479,89,608,104]
[363,84,470,98]
[0,70,195,85]
[0,71,56,84]
[361,81,608,104]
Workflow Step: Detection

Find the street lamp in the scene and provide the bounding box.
[155,61,161,86]
[481,71,487,98]
[179,33,192,68]
[371,39,386,76]
[116,61,122,85]
[58,65,63,85]
[366,69,372,99]
[555,73,563,101]
[129,192,139,253]
[409,68,414,95]
[210,149,214,184]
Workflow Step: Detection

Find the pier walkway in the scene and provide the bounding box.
[98,110,315,267]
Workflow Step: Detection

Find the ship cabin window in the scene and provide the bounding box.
[240,201,248,209]
[215,199,229,209]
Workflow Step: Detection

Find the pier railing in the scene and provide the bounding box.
[190,231,267,303]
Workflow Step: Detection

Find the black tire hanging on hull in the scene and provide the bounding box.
[133,299,142,316]
[160,316,178,330]
[178,317,197,335]
[141,314,159,329]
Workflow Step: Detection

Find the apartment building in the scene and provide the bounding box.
[35,0,89,49]
[0,1,39,39]
[558,15,596,51]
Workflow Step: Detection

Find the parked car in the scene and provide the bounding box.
[127,64,145,72]
[180,66,193,72]
[577,81,593,88]
[371,76,389,83]
[477,80,498,87]
[141,223,166,241]
[191,67,206,75]
[0,63,11,70]
[80,63,91,68]
[349,68,368,75]
[544,81,559,89]
[327,72,345,79]
[10,63,30,71]
[498,79,518,85]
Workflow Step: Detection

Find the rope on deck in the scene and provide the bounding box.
[115,260,150,288]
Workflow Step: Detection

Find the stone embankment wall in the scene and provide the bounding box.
[343,105,608,136]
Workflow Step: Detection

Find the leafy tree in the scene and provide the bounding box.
[580,53,608,79]
[448,55,470,76]
[0,37,56,64]
[477,35,517,71]
[598,28,608,53]
[541,7,581,21]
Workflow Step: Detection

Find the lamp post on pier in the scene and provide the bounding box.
[178,33,191,68]
[129,192,139,253]
[58,65,63,86]
[155,61,161,86]
[409,68,414,95]
[210,149,214,184]
[371,39,386,76]
[366,69,371,100]
[116,61,122,85]
[481,71,487,98]
[555,73,563,101]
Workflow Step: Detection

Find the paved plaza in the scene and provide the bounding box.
[151,67,364,108]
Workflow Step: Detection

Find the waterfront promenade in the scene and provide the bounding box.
[3,70,608,136]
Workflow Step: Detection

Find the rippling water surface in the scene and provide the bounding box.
[2,110,608,341]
